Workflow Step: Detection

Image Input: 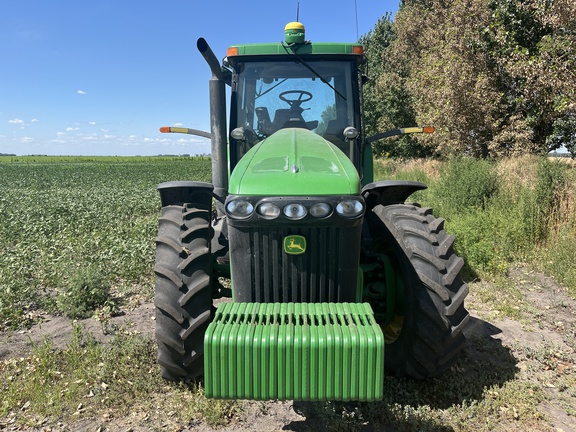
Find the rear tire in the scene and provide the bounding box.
[154,203,213,381]
[366,203,470,379]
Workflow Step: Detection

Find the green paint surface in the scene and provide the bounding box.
[229,128,360,196]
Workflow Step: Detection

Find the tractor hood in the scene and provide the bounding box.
[228,128,360,196]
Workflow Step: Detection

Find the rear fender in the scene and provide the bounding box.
[361,180,427,210]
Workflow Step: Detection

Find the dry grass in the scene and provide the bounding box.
[496,155,540,191]
[373,158,443,182]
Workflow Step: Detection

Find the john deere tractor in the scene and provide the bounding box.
[154,22,469,401]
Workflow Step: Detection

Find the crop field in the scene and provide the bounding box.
[0,155,575,431]
[0,156,211,329]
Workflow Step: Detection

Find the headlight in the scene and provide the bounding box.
[283,203,307,220]
[309,202,332,218]
[336,199,363,218]
[256,202,281,219]
[226,200,254,219]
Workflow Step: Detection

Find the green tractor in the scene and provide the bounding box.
[155,22,469,401]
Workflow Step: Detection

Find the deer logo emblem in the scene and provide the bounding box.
[283,235,306,255]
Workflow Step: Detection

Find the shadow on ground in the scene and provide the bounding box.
[283,316,518,432]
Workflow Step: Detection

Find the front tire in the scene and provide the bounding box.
[366,203,470,379]
[154,202,213,381]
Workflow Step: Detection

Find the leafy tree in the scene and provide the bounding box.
[547,113,576,158]
[486,0,576,155]
[360,13,395,139]
[363,0,576,158]
[315,104,336,136]
[359,13,428,158]
[391,0,517,157]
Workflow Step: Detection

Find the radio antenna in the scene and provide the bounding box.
[354,0,359,40]
[296,2,300,21]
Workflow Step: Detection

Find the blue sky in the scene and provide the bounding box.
[0,1,399,156]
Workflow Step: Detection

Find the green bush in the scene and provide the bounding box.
[522,158,569,244]
[57,267,112,319]
[433,157,499,218]
[378,156,576,294]
[447,211,495,276]
[539,229,576,297]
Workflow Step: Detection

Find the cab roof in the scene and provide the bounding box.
[227,42,364,58]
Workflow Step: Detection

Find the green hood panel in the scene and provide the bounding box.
[229,129,360,195]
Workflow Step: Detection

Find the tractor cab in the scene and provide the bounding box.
[226,22,365,173]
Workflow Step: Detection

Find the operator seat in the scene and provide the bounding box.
[273,109,319,131]
[272,109,294,129]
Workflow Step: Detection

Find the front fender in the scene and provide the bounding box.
[361,180,427,210]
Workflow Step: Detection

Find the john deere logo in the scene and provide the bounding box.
[283,235,306,255]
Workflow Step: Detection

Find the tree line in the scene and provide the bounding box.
[361,0,575,158]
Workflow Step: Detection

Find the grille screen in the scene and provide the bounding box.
[229,225,361,303]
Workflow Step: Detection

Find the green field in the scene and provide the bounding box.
[1,155,575,430]
[0,157,211,329]
[2,155,575,328]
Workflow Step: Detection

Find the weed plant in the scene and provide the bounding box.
[56,266,113,319]
[432,156,499,217]
[522,158,570,244]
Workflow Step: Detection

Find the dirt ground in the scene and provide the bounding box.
[1,267,575,431]
[464,268,576,432]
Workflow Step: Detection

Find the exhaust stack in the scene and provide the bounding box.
[197,37,228,213]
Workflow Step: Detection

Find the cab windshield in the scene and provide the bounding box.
[231,59,360,159]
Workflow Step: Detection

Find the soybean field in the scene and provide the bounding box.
[0,156,211,330]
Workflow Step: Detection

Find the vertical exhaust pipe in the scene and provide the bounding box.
[197,38,228,214]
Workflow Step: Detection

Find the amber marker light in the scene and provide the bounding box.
[352,45,364,55]
[227,47,239,56]
[158,126,211,139]
[423,126,435,134]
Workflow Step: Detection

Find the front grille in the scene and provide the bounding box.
[229,224,361,303]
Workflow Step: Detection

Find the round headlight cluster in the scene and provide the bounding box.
[227,198,363,220]
[336,200,364,218]
[226,200,254,219]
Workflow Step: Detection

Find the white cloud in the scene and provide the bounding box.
[88,121,96,125]
[174,122,184,127]
[56,132,66,136]
[66,127,79,131]
[77,90,87,95]
[20,137,34,143]
[8,118,24,124]
[31,119,39,123]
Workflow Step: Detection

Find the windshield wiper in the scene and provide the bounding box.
[256,78,288,100]
[281,42,347,101]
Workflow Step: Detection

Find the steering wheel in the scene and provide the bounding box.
[279,90,313,109]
